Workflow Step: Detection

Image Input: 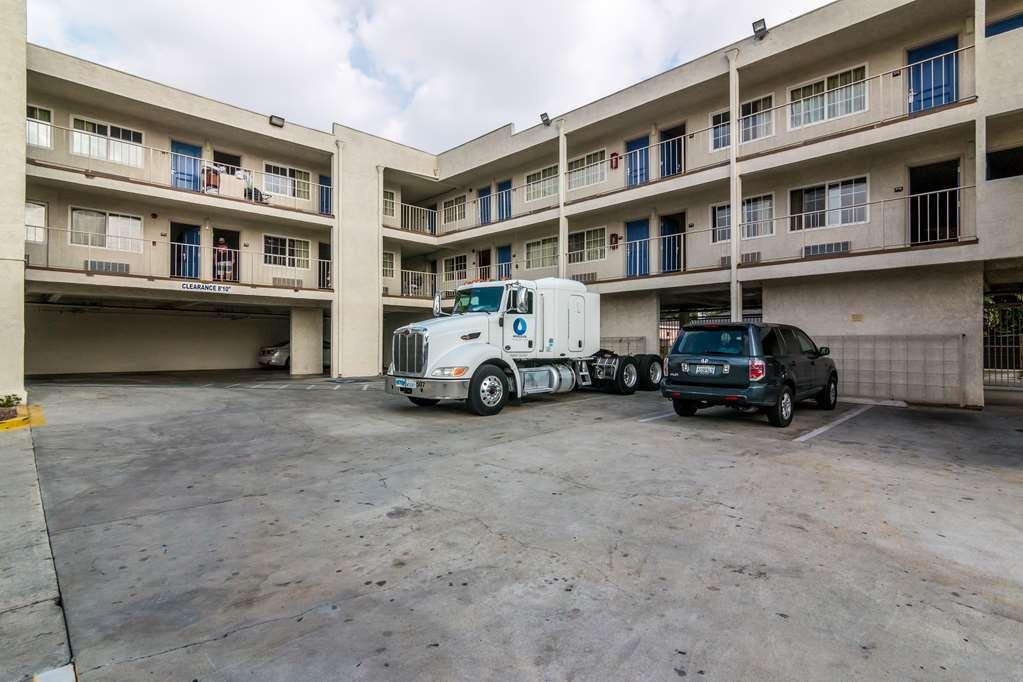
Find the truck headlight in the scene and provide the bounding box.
[432,366,468,378]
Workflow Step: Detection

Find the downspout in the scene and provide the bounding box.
[332,138,342,378]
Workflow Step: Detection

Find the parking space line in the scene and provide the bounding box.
[638,411,676,423]
[794,405,873,443]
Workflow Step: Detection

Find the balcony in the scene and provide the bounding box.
[24,226,332,293]
[24,122,333,216]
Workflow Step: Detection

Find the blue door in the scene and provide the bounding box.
[478,185,492,225]
[626,136,649,187]
[660,215,683,273]
[659,126,685,178]
[908,37,958,113]
[172,224,201,279]
[496,179,512,221]
[497,245,512,279]
[319,174,331,215]
[171,141,202,191]
[625,219,649,277]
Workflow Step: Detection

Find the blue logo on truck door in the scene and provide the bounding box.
[513,317,527,336]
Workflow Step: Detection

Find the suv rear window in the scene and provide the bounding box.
[672,327,750,356]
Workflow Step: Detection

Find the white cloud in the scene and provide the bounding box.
[28,0,829,152]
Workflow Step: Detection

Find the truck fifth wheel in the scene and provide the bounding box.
[384,278,663,416]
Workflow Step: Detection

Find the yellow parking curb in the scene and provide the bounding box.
[0,404,46,431]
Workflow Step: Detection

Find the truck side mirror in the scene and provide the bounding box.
[432,291,443,317]
[514,288,530,314]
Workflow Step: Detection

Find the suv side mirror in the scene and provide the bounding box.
[818,346,830,357]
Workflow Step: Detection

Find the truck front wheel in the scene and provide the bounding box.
[612,356,640,395]
[467,364,509,416]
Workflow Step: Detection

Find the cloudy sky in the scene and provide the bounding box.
[28,0,831,152]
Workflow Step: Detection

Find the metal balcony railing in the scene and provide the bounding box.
[25,123,334,216]
[23,226,333,291]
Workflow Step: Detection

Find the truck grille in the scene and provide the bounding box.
[393,329,427,376]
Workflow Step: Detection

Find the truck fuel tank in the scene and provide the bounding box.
[520,364,577,395]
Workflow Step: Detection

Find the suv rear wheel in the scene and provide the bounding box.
[767,385,795,427]
[816,375,838,410]
[673,399,697,417]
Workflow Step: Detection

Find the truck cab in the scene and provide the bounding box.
[384,278,661,415]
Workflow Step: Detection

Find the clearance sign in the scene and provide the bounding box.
[180,282,233,294]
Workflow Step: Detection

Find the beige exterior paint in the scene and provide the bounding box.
[1,0,27,399]
[289,307,323,375]
[4,0,1023,407]
[26,306,288,375]
[761,263,984,407]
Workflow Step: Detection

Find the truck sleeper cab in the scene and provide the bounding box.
[384,278,663,415]
[661,323,838,427]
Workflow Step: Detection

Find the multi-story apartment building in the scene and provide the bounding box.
[2,0,1022,408]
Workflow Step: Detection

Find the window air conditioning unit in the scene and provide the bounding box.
[84,260,129,274]
[802,241,851,258]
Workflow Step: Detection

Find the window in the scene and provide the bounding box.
[987,147,1023,180]
[70,208,143,253]
[790,66,866,128]
[742,194,774,238]
[382,189,396,217]
[71,116,144,167]
[567,150,606,190]
[794,329,818,355]
[711,204,731,243]
[672,327,750,356]
[507,288,533,314]
[778,328,800,356]
[525,236,558,269]
[525,164,558,202]
[567,227,606,263]
[442,195,466,223]
[443,255,467,281]
[25,202,46,243]
[264,163,311,200]
[741,96,773,142]
[712,195,774,242]
[711,111,730,150]
[760,328,784,357]
[382,251,395,278]
[263,235,310,268]
[26,105,52,148]
[213,150,242,175]
[987,12,1023,37]
[790,177,868,230]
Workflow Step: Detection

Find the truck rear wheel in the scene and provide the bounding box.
[637,354,663,391]
[467,364,509,416]
[612,356,639,395]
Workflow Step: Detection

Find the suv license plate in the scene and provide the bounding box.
[394,377,418,389]
[693,365,716,376]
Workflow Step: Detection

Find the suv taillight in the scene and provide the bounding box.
[749,358,766,382]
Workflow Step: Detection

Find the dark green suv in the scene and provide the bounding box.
[661,323,838,427]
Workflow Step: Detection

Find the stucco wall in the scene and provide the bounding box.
[761,263,984,407]
[26,307,288,375]
[599,290,660,356]
[1,0,27,398]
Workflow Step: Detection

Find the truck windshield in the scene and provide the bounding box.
[451,287,504,314]
[672,327,750,356]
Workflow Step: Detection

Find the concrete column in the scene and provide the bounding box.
[649,209,660,275]
[726,48,742,322]
[376,165,385,372]
[330,141,342,378]
[973,0,986,219]
[649,124,659,181]
[290,307,324,375]
[557,120,568,278]
[0,0,27,399]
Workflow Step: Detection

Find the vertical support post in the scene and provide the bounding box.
[0,0,27,399]
[726,49,742,322]
[330,139,342,378]
[973,0,986,239]
[649,209,660,276]
[650,124,659,182]
[557,119,568,278]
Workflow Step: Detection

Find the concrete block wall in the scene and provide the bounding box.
[599,290,660,357]
[761,262,984,407]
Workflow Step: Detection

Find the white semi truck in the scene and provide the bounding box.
[384,278,664,415]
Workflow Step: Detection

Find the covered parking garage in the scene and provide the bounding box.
[24,279,330,376]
